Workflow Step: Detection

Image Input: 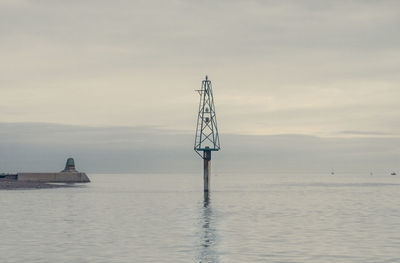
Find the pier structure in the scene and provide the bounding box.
[194,76,220,193]
[0,158,90,183]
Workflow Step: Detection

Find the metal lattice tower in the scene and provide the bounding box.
[194,76,220,155]
[194,75,220,193]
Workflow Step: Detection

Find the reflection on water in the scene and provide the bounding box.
[196,192,219,263]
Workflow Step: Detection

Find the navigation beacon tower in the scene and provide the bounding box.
[194,76,221,193]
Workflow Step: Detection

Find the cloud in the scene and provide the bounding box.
[0,123,399,174]
[339,130,392,136]
[0,1,399,136]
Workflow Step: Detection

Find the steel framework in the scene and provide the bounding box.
[194,76,220,158]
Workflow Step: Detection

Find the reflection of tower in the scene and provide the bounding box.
[194,76,221,193]
[196,195,219,263]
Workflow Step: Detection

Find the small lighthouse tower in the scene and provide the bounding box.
[194,76,221,193]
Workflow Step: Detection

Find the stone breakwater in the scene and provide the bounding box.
[17,172,90,183]
[0,158,90,189]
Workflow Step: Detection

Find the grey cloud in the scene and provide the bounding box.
[339,130,392,136]
[0,1,399,136]
[0,123,399,174]
[2,1,400,56]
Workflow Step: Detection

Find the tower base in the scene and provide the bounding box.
[203,150,211,192]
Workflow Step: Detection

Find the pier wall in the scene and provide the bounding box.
[17,172,90,183]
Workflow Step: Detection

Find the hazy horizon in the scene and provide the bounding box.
[0,122,398,174]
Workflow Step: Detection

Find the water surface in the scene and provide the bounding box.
[1,173,399,262]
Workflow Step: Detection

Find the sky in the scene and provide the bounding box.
[1,0,400,173]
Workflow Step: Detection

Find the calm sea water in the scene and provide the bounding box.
[0,173,399,263]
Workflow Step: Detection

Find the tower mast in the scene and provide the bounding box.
[194,76,220,193]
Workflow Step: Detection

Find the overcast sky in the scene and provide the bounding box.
[1,1,400,172]
[1,123,399,174]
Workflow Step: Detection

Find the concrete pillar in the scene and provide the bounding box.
[203,150,211,192]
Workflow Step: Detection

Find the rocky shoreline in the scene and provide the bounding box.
[0,181,78,190]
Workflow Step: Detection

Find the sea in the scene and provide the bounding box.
[0,173,399,263]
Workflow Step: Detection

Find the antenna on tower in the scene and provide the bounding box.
[194,75,221,193]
